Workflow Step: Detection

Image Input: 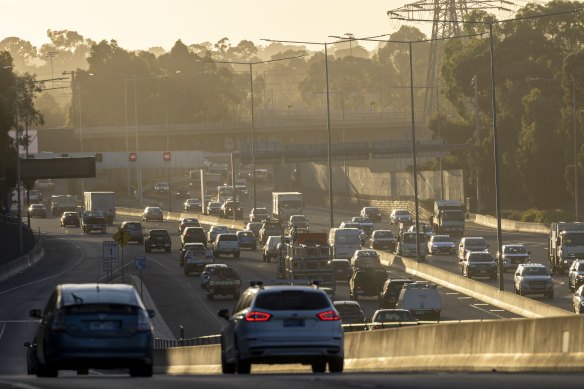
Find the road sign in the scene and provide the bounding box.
[135,256,147,271]
[102,241,119,261]
[163,151,171,161]
[112,228,131,246]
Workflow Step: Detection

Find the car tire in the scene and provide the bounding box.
[129,364,153,377]
[236,357,251,374]
[311,361,326,373]
[221,353,236,374]
[36,361,57,378]
[328,358,344,373]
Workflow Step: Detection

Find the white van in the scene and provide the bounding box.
[329,228,362,259]
[395,281,441,321]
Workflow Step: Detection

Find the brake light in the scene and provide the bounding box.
[317,310,340,321]
[137,309,152,332]
[244,311,272,322]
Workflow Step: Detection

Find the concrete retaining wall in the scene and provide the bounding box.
[0,239,44,283]
[154,315,584,373]
[473,214,550,235]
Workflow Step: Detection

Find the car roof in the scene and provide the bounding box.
[57,283,141,307]
[518,263,546,268]
[249,285,327,293]
[333,300,361,306]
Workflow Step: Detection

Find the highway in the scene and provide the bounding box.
[0,180,575,382]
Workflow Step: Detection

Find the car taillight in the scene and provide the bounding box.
[244,311,272,322]
[50,310,66,332]
[316,310,340,321]
[137,309,152,332]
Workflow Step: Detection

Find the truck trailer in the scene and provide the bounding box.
[83,192,116,225]
[549,222,584,274]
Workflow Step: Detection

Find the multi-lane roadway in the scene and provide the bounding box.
[0,181,574,381]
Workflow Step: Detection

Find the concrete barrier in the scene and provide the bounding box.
[473,214,550,235]
[0,239,44,283]
[379,252,572,319]
[116,207,246,230]
[154,315,584,373]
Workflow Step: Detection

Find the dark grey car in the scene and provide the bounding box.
[26,283,154,377]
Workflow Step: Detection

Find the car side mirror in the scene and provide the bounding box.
[29,309,42,319]
[147,309,156,318]
[218,309,230,321]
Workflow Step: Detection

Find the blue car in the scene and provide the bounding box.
[237,230,257,250]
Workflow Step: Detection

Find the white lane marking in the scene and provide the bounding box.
[0,238,85,297]
[474,303,489,306]
[457,297,472,300]
[0,379,43,389]
[489,309,506,312]
[0,322,6,341]
[469,304,507,319]
[445,292,460,295]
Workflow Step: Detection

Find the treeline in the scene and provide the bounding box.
[1,0,584,214]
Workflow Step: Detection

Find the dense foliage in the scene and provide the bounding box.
[1,1,584,215]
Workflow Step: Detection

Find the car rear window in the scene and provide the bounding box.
[63,303,139,315]
[124,223,141,230]
[375,231,393,238]
[212,268,239,278]
[219,234,238,241]
[254,290,331,311]
[150,230,169,236]
[335,305,364,319]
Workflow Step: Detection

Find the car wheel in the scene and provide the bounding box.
[36,361,58,377]
[77,368,89,375]
[311,361,326,373]
[221,352,236,374]
[236,357,251,374]
[328,357,344,373]
[129,364,153,377]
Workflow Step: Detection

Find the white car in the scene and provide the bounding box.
[513,263,554,299]
[426,235,456,255]
[218,284,344,374]
[572,285,584,314]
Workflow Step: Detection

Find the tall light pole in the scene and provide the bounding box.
[338,33,482,262]
[472,75,480,212]
[200,55,305,212]
[390,6,584,290]
[572,77,579,221]
[262,38,335,228]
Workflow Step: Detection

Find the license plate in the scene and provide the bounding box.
[415,310,426,315]
[89,321,116,330]
[283,319,305,327]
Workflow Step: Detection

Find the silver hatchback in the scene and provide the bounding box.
[218,284,344,374]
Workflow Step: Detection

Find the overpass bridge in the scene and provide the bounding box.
[38,111,426,154]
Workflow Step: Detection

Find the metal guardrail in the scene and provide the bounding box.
[153,320,460,349]
[154,334,221,349]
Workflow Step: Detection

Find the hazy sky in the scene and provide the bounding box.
[1,0,431,51]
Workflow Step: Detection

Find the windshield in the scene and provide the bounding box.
[465,238,486,247]
[433,236,454,243]
[468,253,494,263]
[442,210,465,221]
[523,267,550,276]
[396,210,410,216]
[335,234,360,245]
[504,246,527,254]
[563,233,584,246]
[374,231,394,238]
